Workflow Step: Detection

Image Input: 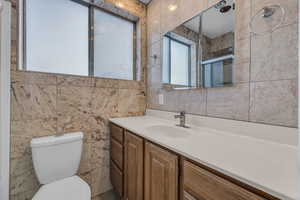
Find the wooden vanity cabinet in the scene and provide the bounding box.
[144,142,179,200]
[111,123,124,143]
[110,123,278,200]
[110,123,124,198]
[111,139,123,170]
[182,160,268,200]
[110,124,144,200]
[124,130,144,200]
[111,161,123,196]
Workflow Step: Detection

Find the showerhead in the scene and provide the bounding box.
[214,0,227,10]
[214,0,234,13]
[262,7,275,18]
[249,4,285,35]
[220,5,232,13]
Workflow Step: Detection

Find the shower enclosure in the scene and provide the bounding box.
[0,1,11,200]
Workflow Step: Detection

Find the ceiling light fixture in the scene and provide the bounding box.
[115,0,124,8]
[168,4,178,11]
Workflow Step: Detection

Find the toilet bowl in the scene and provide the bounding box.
[30,132,91,200]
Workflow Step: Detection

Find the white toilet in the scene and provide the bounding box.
[30,132,91,200]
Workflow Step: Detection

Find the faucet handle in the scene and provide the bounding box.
[179,111,185,116]
[174,111,185,118]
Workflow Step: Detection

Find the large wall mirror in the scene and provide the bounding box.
[162,0,235,89]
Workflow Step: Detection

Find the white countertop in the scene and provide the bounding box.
[110,114,298,200]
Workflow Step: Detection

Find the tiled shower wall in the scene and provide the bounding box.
[147,0,298,127]
[9,0,146,199]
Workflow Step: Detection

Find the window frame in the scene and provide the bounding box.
[163,35,192,87]
[18,0,138,80]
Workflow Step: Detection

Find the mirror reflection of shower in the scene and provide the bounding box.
[161,0,236,89]
[201,0,235,88]
[214,0,235,13]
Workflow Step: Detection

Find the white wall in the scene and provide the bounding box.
[0,1,11,200]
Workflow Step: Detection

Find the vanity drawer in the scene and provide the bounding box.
[111,161,123,197]
[183,191,198,200]
[183,160,267,200]
[110,123,124,144]
[111,138,123,170]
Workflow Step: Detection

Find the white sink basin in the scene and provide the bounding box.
[145,125,190,138]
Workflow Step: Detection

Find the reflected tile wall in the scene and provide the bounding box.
[10,0,147,199]
[147,0,298,127]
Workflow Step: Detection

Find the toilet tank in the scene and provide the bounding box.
[31,132,84,185]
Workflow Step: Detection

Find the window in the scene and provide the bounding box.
[163,36,191,86]
[23,0,89,75]
[94,9,135,80]
[20,0,137,80]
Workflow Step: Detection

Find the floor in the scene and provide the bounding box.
[92,190,120,200]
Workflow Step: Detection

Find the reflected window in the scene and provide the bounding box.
[163,36,191,87]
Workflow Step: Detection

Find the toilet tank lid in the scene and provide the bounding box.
[31,132,84,148]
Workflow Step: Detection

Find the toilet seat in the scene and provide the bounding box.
[32,176,91,200]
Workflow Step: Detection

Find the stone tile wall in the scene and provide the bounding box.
[9,0,146,199]
[147,0,298,127]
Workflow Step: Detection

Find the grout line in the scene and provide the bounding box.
[55,75,58,133]
[205,88,208,116]
[250,78,298,83]
[248,0,253,122]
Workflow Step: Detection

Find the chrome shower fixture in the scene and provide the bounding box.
[249,4,285,35]
[220,5,232,13]
[262,6,275,18]
[214,0,227,10]
[214,0,234,13]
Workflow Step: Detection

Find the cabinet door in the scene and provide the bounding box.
[111,161,123,197]
[124,131,144,200]
[183,160,267,200]
[145,142,178,200]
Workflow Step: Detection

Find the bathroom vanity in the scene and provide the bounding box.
[109,110,298,200]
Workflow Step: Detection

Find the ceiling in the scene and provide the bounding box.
[183,0,235,39]
[183,16,201,33]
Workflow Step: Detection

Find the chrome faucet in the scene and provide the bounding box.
[174,111,189,128]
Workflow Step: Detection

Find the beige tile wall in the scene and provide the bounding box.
[147,0,298,127]
[9,0,147,199]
